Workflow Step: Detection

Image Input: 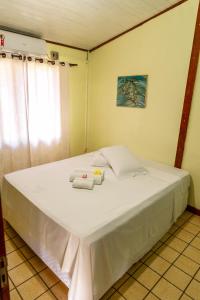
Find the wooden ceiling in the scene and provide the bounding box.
[0,0,187,51]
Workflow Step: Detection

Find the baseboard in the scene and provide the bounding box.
[187,205,200,216]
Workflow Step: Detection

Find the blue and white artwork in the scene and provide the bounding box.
[117,75,148,108]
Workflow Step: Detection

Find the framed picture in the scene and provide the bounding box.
[116,75,148,108]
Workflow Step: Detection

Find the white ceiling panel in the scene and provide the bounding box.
[0,0,184,50]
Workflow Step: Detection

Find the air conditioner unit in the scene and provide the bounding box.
[0,30,47,57]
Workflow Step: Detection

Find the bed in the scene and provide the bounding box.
[2,151,190,300]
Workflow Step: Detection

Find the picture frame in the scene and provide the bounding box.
[116,75,148,108]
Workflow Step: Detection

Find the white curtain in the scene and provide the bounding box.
[0,56,70,186]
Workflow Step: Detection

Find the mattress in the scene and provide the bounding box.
[2,152,190,300]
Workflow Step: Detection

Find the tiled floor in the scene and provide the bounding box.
[4,210,200,300]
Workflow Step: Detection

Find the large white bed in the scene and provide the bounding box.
[2,152,190,300]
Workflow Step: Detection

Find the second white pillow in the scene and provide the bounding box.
[100,145,142,176]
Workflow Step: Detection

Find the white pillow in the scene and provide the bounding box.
[91,152,108,167]
[100,145,142,176]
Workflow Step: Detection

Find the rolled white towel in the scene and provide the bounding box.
[72,178,94,190]
[69,171,87,182]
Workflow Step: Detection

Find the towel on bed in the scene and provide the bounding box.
[69,169,104,185]
[72,177,95,190]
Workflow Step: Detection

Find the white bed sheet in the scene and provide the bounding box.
[2,152,190,300]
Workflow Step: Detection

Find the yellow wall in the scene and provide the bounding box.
[87,0,198,166]
[47,43,88,156]
[47,0,200,208]
[182,58,200,208]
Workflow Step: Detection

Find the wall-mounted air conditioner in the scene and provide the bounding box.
[0,30,47,57]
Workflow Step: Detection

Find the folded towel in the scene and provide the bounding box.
[69,169,104,185]
[70,173,103,185]
[72,178,94,190]
[69,171,87,182]
[93,174,103,185]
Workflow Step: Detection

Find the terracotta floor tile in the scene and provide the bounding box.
[183,245,200,264]
[29,256,47,272]
[10,289,21,300]
[152,278,182,300]
[9,277,14,291]
[155,244,179,263]
[39,268,59,287]
[6,227,18,239]
[174,229,194,243]
[181,222,200,235]
[190,236,200,250]
[100,288,115,300]
[181,211,192,220]
[140,250,154,262]
[20,245,35,259]
[152,241,163,251]
[37,291,57,300]
[145,254,170,275]
[12,236,26,248]
[165,236,187,253]
[160,232,171,242]
[174,255,199,276]
[119,277,148,300]
[9,261,36,286]
[113,273,129,289]
[133,264,160,289]
[195,269,200,282]
[5,240,17,254]
[185,279,200,299]
[179,294,193,300]
[127,261,142,275]
[175,217,187,227]
[189,215,200,227]
[51,281,68,300]
[4,232,10,241]
[168,224,179,234]
[110,292,125,300]
[164,265,191,290]
[145,293,159,300]
[17,275,48,300]
[7,250,25,270]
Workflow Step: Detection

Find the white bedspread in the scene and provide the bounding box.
[2,153,190,300]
